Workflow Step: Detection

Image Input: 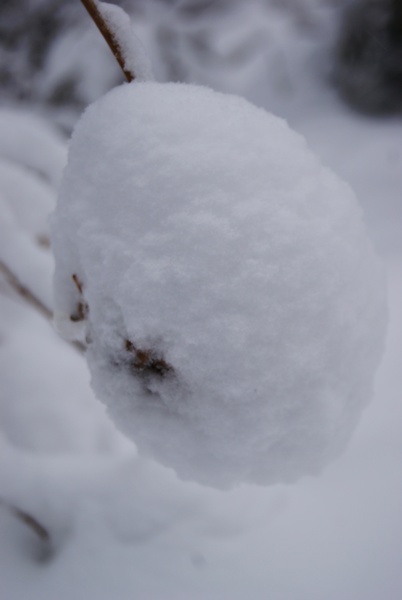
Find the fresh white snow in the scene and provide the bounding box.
[52,81,385,487]
[0,1,401,598]
[97,1,154,82]
[0,109,67,188]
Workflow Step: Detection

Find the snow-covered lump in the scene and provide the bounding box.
[52,82,386,488]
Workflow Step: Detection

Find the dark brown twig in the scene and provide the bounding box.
[72,273,83,295]
[0,259,86,354]
[0,259,52,321]
[125,339,173,377]
[13,507,50,543]
[70,274,89,323]
[81,0,135,82]
[0,499,50,543]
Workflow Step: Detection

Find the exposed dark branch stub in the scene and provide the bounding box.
[125,339,173,377]
[70,274,88,322]
[72,273,83,295]
[0,259,52,320]
[0,498,50,544]
[70,302,88,322]
[13,507,50,543]
[0,261,85,355]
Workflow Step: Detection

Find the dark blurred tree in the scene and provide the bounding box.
[0,0,341,126]
[0,0,72,99]
[335,0,402,114]
[0,0,228,123]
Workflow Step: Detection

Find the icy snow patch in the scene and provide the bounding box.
[52,82,386,488]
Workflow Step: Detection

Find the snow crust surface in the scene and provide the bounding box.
[52,81,386,488]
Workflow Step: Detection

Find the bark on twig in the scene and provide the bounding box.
[0,259,85,354]
[13,508,50,543]
[81,0,136,82]
[125,338,174,377]
[0,259,52,321]
[0,498,50,543]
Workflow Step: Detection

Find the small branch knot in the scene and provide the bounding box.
[125,339,173,377]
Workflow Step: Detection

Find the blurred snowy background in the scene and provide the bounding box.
[0,1,401,598]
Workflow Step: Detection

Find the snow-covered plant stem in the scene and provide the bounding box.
[81,0,136,82]
[0,259,52,321]
[0,498,50,558]
[0,260,85,354]
[3,500,49,542]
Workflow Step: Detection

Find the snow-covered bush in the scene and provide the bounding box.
[52,80,386,489]
[0,108,67,313]
[0,0,344,129]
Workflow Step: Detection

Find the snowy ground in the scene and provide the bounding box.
[1,2,401,599]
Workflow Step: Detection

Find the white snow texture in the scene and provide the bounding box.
[52,81,386,488]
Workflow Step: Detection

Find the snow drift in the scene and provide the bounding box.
[52,81,386,488]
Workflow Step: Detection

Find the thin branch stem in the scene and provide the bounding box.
[0,259,85,355]
[13,508,50,543]
[0,498,50,543]
[81,0,135,82]
[0,259,52,320]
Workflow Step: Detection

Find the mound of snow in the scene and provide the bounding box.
[52,82,386,488]
[0,109,67,187]
[0,158,55,311]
